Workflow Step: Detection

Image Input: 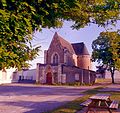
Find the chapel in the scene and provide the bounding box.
[36,32,96,84]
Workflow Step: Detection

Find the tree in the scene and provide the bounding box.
[0,0,76,69]
[109,31,120,69]
[96,65,106,78]
[92,31,120,83]
[64,0,120,29]
[0,0,120,70]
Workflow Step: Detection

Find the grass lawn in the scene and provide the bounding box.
[46,79,120,113]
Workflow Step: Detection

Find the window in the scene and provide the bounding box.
[61,74,66,83]
[75,74,79,81]
[53,53,59,64]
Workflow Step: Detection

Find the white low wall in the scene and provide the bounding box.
[105,70,120,79]
[0,68,18,84]
[18,69,36,80]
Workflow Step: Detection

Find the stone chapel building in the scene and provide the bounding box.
[36,32,96,84]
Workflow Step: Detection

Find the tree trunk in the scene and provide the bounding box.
[111,72,115,84]
[110,68,115,84]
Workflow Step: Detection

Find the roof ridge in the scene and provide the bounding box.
[71,42,84,44]
[72,43,89,55]
[53,32,75,54]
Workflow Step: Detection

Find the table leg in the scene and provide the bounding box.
[86,107,90,113]
[86,101,97,113]
[108,109,112,113]
[105,101,109,107]
[86,107,96,113]
[98,100,101,106]
[103,100,112,113]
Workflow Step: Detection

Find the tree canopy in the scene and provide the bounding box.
[92,31,120,83]
[107,31,120,69]
[0,0,120,70]
[64,0,120,29]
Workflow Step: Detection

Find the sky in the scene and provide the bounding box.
[29,21,120,70]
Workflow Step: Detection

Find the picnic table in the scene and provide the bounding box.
[80,93,119,113]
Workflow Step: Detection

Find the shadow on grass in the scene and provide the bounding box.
[46,95,90,113]
[50,86,120,113]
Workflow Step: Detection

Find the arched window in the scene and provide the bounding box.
[53,53,59,64]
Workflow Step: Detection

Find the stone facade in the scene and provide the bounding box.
[36,32,96,84]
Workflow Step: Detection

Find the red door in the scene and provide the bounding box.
[46,72,52,84]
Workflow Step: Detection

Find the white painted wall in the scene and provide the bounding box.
[0,68,18,84]
[19,69,36,80]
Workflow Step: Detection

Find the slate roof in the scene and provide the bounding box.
[53,32,89,55]
[72,43,90,55]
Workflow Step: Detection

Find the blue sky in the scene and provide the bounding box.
[30,21,120,70]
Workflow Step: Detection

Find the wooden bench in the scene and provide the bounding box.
[109,100,119,109]
[80,99,119,113]
[80,99,92,107]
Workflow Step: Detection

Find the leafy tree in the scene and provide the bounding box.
[92,31,120,83]
[96,65,106,78]
[109,31,120,69]
[64,0,120,29]
[0,0,76,69]
[0,0,120,70]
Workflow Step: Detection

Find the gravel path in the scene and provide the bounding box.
[0,83,100,113]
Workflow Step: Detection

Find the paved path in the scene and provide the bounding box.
[99,83,120,92]
[0,83,100,113]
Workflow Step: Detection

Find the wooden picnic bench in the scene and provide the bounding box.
[109,100,119,109]
[80,94,119,113]
[80,99,92,107]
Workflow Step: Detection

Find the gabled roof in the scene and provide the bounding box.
[51,32,89,55]
[53,32,75,54]
[72,42,89,55]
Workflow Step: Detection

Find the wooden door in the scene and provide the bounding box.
[46,72,52,84]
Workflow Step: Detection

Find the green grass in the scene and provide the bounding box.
[95,78,120,84]
[45,95,91,113]
[46,86,120,113]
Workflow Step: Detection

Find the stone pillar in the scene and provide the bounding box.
[40,67,45,83]
[88,70,90,84]
[44,50,47,64]
[58,64,62,83]
[81,69,83,84]
[36,63,40,83]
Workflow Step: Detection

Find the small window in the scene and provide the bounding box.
[75,74,79,81]
[53,53,59,64]
[61,74,66,83]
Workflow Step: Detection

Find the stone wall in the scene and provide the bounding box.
[77,55,91,70]
[36,63,96,84]
[46,37,64,64]
[62,65,96,84]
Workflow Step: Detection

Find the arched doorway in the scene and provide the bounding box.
[46,72,52,84]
